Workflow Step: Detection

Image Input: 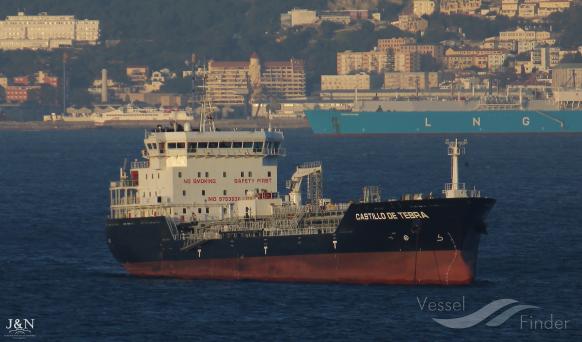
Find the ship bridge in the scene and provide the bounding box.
[110,124,285,223]
[142,128,285,160]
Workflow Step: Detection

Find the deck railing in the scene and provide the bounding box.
[110,180,138,188]
[131,161,149,169]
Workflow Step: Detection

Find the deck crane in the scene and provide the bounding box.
[286,162,323,207]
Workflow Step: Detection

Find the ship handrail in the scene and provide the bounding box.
[442,183,481,198]
[165,216,179,240]
[131,161,149,169]
[534,111,564,128]
[444,183,466,191]
[211,215,342,232]
[110,180,138,188]
[180,224,339,247]
[109,202,350,221]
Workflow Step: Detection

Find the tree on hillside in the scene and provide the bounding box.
[549,6,582,48]
[560,52,582,64]
[160,77,192,94]
[421,13,518,43]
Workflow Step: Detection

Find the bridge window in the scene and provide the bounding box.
[243,142,253,148]
[198,142,208,149]
[159,143,165,153]
[177,142,185,149]
[253,141,263,152]
[187,143,196,153]
[219,141,231,148]
[168,143,177,149]
[233,142,242,148]
[208,142,218,148]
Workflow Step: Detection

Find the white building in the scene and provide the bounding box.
[0,12,99,50]
[487,53,509,72]
[500,0,519,16]
[413,0,437,17]
[321,74,371,91]
[530,46,560,71]
[280,9,318,29]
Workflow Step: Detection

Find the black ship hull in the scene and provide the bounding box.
[106,198,495,285]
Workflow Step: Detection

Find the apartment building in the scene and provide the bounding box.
[440,0,482,14]
[394,52,421,72]
[391,15,428,33]
[393,44,444,61]
[377,37,416,51]
[320,74,371,91]
[383,72,440,90]
[0,12,99,50]
[413,0,437,17]
[207,55,305,105]
[336,50,390,75]
[445,48,507,71]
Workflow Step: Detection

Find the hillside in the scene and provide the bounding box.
[0,0,408,99]
[1,0,582,106]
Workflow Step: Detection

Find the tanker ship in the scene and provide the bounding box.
[106,110,495,284]
[306,89,582,134]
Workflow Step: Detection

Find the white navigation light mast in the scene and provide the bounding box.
[444,138,468,198]
[196,66,216,133]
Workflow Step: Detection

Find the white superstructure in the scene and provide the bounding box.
[43,105,192,123]
[97,105,191,123]
[110,124,286,222]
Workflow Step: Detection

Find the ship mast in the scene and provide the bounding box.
[195,65,216,132]
[444,138,468,198]
[62,52,67,115]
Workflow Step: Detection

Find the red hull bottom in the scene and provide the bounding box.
[123,251,476,285]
